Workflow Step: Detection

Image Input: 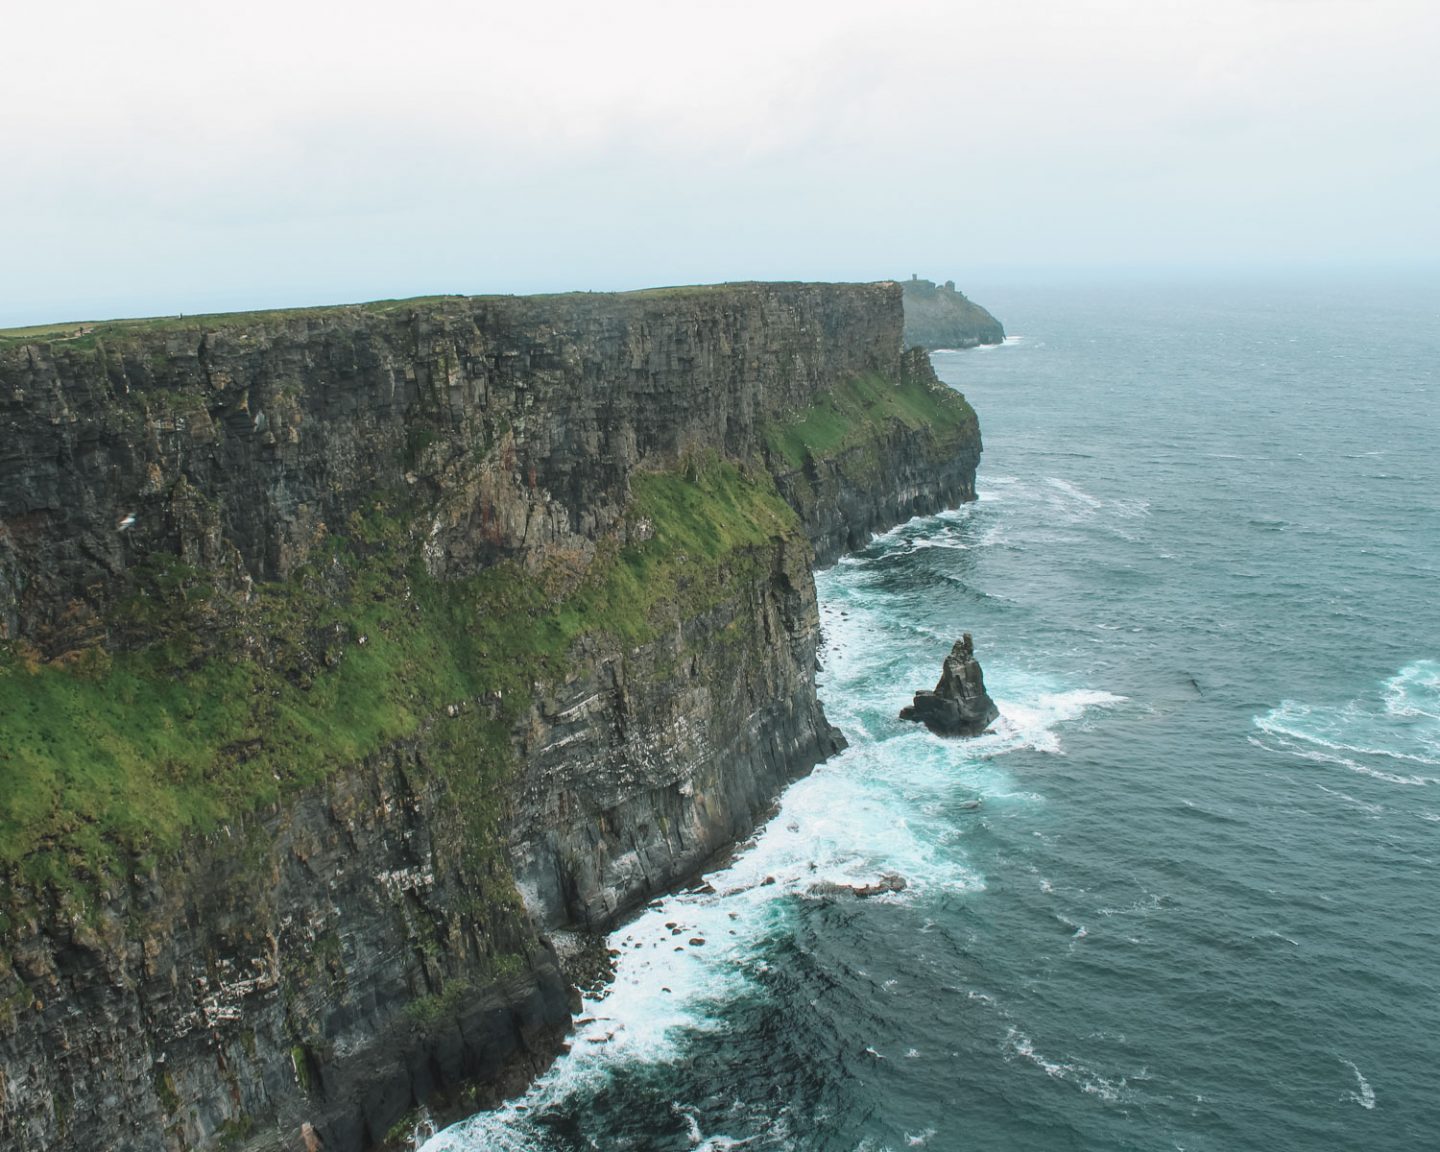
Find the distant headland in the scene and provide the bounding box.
[901,275,1005,350]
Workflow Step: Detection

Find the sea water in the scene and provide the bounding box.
[424,274,1440,1151]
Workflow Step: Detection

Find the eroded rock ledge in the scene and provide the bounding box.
[0,282,983,1151]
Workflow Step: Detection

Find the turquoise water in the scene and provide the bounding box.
[426,277,1440,1151]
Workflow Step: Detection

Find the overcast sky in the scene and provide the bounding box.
[3,0,1437,325]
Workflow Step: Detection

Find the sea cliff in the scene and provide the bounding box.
[0,282,981,1151]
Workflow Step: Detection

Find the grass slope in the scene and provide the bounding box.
[763,370,974,469]
[0,460,798,913]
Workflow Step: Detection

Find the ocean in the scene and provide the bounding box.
[422,275,1440,1151]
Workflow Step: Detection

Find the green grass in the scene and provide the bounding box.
[0,296,477,352]
[0,281,884,354]
[0,285,776,352]
[0,459,800,909]
[763,370,975,470]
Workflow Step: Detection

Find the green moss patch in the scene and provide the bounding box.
[0,460,800,908]
[763,370,975,470]
[0,296,476,352]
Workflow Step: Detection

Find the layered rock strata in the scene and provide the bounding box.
[0,282,982,1151]
[899,633,1000,736]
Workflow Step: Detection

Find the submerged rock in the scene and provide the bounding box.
[899,633,999,736]
[808,872,908,899]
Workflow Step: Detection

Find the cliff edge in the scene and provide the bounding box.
[0,282,981,1151]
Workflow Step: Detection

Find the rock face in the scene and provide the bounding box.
[0,282,983,1151]
[771,348,980,567]
[510,530,847,931]
[0,284,903,651]
[901,276,1005,350]
[899,633,1000,736]
[0,745,574,1152]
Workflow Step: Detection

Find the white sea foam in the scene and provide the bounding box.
[1258,709,1440,769]
[972,476,1148,541]
[1097,893,1165,918]
[1340,1057,1376,1110]
[1046,477,1103,509]
[1253,666,1440,789]
[1002,1028,1127,1103]
[981,689,1127,757]
[1384,660,1440,723]
[1247,735,1434,787]
[1315,783,1384,814]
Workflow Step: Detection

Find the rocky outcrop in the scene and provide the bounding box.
[899,633,1000,736]
[901,276,1005,350]
[0,282,981,1151]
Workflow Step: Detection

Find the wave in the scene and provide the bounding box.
[1252,662,1440,787]
[1314,783,1385,814]
[1045,477,1102,508]
[974,476,1150,532]
[982,689,1127,756]
[967,335,1024,352]
[1340,1057,1376,1110]
[1247,736,1435,787]
[1384,660,1440,721]
[1002,1027,1128,1103]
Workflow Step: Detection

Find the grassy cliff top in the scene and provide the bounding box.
[0,282,898,352]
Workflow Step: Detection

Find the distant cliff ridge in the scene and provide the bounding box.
[0,283,981,1151]
[901,276,1005,350]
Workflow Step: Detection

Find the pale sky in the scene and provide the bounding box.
[3,0,1437,325]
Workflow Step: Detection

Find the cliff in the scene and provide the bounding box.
[0,282,981,1151]
[901,276,1005,350]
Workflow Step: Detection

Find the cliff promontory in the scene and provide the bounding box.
[0,282,981,1151]
[901,276,1005,350]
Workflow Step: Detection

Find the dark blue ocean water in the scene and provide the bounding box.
[427,276,1440,1152]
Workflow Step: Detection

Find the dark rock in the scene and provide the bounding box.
[551,931,618,997]
[899,633,999,737]
[852,873,908,898]
[810,872,908,899]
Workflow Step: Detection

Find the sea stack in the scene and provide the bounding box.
[899,633,1000,736]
